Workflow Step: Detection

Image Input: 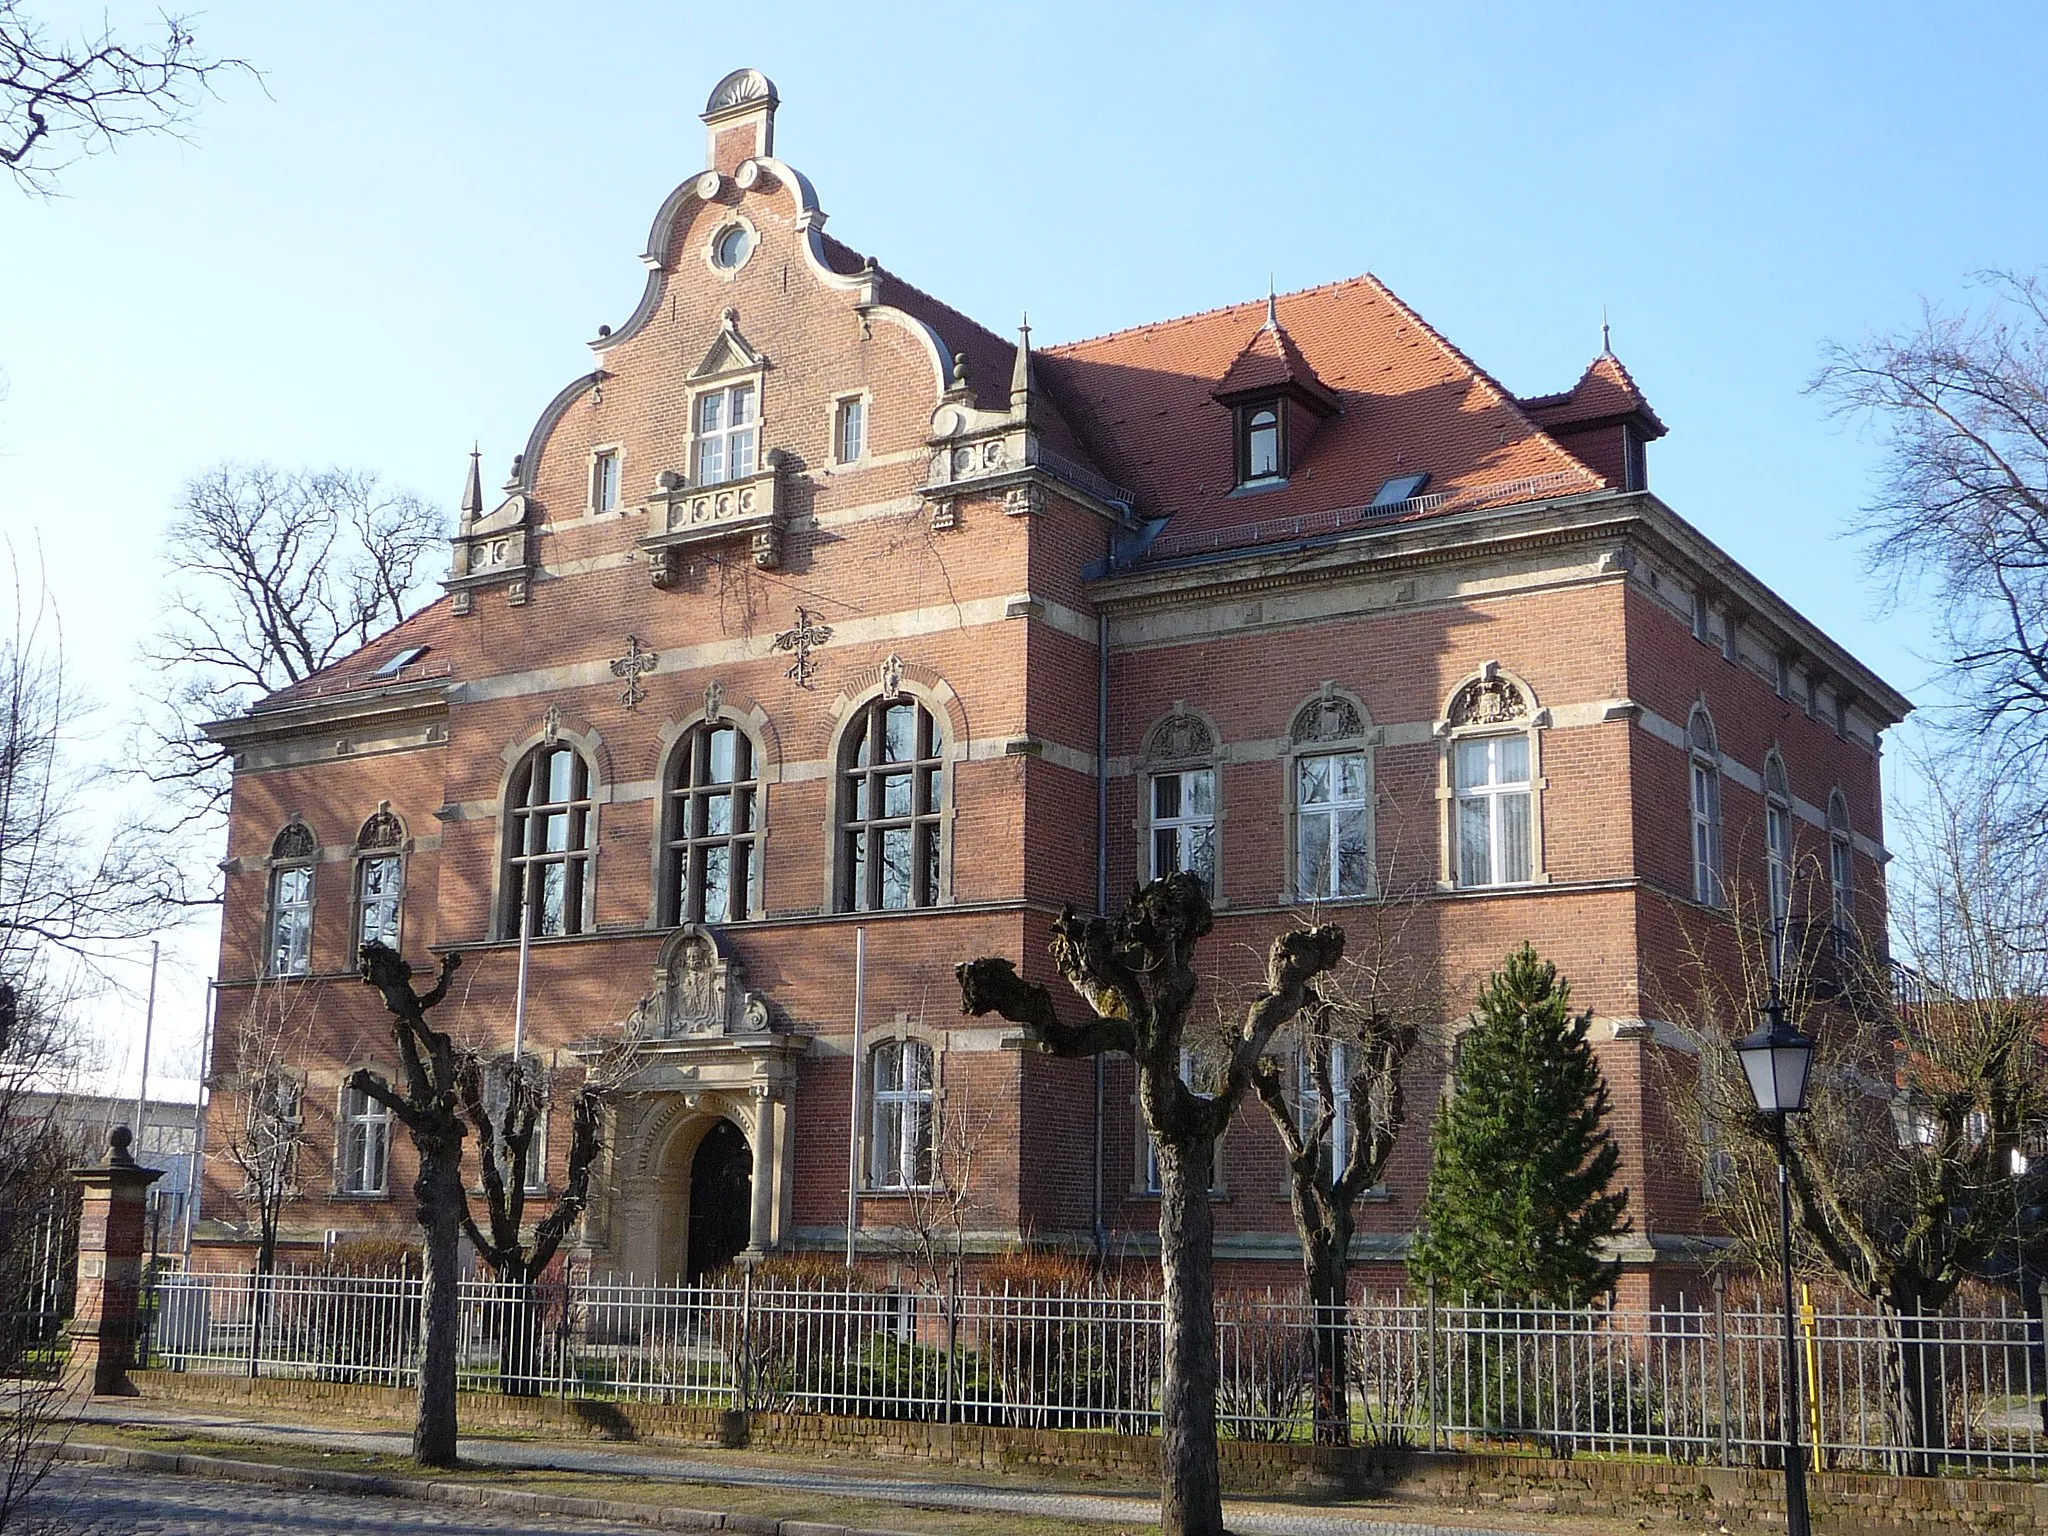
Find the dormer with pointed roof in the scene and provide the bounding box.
[1210,294,1340,489]
[1520,348,1667,491]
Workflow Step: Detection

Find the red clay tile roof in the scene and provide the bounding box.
[249,597,466,712]
[1521,350,1667,439]
[1034,274,1608,549]
[1212,311,1339,413]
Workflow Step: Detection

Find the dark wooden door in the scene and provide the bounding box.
[686,1119,752,1282]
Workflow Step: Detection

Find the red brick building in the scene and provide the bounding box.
[196,70,1909,1299]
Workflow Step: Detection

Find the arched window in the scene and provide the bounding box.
[1442,667,1540,889]
[480,1053,549,1195]
[1763,752,1792,975]
[868,1038,934,1190]
[505,744,596,937]
[1689,706,1723,906]
[1290,692,1372,901]
[1241,405,1282,484]
[1829,791,1855,939]
[266,823,316,977]
[837,697,944,912]
[354,808,404,952]
[663,723,761,925]
[1143,711,1219,896]
[338,1077,391,1196]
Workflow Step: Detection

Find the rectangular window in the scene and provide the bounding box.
[1721,616,1739,665]
[1691,759,1723,905]
[1775,654,1792,699]
[357,855,401,951]
[1831,836,1855,936]
[834,397,865,464]
[269,866,313,976]
[1452,736,1532,887]
[1237,403,1284,485]
[1690,591,1709,643]
[484,1057,548,1194]
[869,1040,934,1191]
[1296,752,1370,899]
[1765,802,1792,974]
[1297,1041,1351,1184]
[592,449,620,512]
[693,384,758,486]
[1144,1050,1220,1194]
[1150,769,1217,893]
[339,1083,389,1196]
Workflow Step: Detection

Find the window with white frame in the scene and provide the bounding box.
[663,722,760,925]
[504,744,596,938]
[1763,753,1792,975]
[692,383,758,486]
[1143,1048,1220,1193]
[1151,770,1217,892]
[338,1079,390,1195]
[267,823,316,977]
[482,1054,548,1195]
[1296,752,1370,900]
[869,1038,934,1190]
[245,1069,302,1194]
[1238,403,1283,485]
[1453,735,1532,887]
[592,449,621,512]
[1297,1040,1351,1182]
[838,697,945,913]
[1689,707,1723,906]
[1829,791,1855,939]
[833,397,864,465]
[354,808,403,952]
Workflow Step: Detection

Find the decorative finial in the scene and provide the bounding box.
[1601,305,1612,355]
[1010,314,1036,412]
[1266,275,1277,330]
[950,350,971,396]
[460,444,483,521]
[108,1125,135,1167]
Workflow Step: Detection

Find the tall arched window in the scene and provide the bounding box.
[1143,711,1219,896]
[266,823,316,977]
[663,723,760,925]
[1290,692,1372,901]
[1829,791,1855,940]
[354,808,404,952]
[1689,706,1723,907]
[868,1038,934,1190]
[837,697,944,912]
[505,744,596,937]
[1763,752,1792,974]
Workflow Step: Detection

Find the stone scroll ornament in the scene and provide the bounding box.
[1448,670,1528,728]
[772,607,833,688]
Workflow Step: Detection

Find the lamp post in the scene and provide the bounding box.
[1736,996,1817,1536]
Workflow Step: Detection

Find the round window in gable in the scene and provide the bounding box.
[711,224,754,271]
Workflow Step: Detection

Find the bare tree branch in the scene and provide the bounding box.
[0,0,254,195]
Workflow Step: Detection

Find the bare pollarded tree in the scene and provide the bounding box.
[0,0,251,195]
[957,874,1344,1536]
[353,942,466,1470]
[137,464,443,844]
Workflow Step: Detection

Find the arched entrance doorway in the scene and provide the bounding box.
[686,1119,753,1282]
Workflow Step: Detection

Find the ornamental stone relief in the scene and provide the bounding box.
[1290,694,1366,744]
[630,926,775,1040]
[1146,712,1215,762]
[1448,672,1529,728]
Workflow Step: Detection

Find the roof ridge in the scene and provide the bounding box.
[1041,273,1380,355]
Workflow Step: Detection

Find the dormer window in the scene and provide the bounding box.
[1238,402,1285,487]
[694,383,758,486]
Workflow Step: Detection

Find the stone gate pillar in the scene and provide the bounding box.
[65,1126,162,1397]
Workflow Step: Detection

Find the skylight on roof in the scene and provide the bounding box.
[1369,473,1430,508]
[373,645,428,678]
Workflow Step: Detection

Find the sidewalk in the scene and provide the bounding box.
[69,1398,1552,1536]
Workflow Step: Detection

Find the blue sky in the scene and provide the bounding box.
[5,0,2044,1065]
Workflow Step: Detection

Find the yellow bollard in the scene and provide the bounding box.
[1799,1282,1823,1473]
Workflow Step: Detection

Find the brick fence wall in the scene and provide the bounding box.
[132,1370,2048,1532]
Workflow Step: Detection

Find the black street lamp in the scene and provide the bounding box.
[1736,996,1817,1536]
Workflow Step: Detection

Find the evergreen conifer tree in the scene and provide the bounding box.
[1410,943,1629,1303]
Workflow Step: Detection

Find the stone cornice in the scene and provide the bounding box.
[202,680,449,749]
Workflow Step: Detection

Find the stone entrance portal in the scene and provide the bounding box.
[592,925,805,1282]
[687,1119,752,1281]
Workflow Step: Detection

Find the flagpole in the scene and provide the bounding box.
[133,940,160,1142]
[846,926,866,1269]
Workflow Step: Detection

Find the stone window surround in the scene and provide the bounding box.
[588,443,624,516]
[1434,663,1549,894]
[857,1019,945,1197]
[333,1068,393,1200]
[1131,1046,1228,1200]
[650,700,781,928]
[819,669,963,917]
[265,819,318,979]
[1689,702,1725,907]
[1138,703,1225,906]
[490,720,612,943]
[828,390,871,468]
[351,805,407,955]
[702,211,760,281]
[1281,684,1380,904]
